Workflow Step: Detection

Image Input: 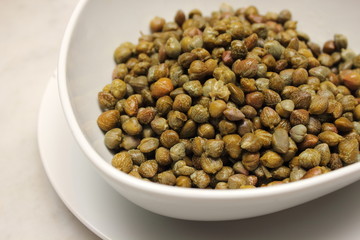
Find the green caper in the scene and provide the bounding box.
[104,128,122,149]
[165,37,181,59]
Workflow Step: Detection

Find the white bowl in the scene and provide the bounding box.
[58,0,360,220]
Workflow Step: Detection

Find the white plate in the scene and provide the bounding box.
[38,74,360,240]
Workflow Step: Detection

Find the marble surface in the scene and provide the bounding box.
[0,0,99,239]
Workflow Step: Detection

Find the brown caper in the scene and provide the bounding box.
[298,134,319,150]
[215,166,234,182]
[183,80,203,97]
[290,90,311,109]
[98,91,117,110]
[290,109,309,126]
[124,95,139,116]
[245,91,264,109]
[155,147,172,166]
[97,110,120,132]
[231,40,247,60]
[192,136,206,156]
[205,139,225,158]
[307,117,322,135]
[137,107,156,125]
[227,83,245,105]
[334,117,354,132]
[209,100,227,118]
[139,160,158,178]
[128,149,146,165]
[242,152,260,171]
[112,64,128,80]
[254,129,272,148]
[160,130,180,148]
[309,95,328,115]
[138,137,159,153]
[190,170,210,188]
[232,58,258,78]
[157,171,176,186]
[240,133,262,153]
[197,123,215,139]
[260,107,281,129]
[165,37,181,59]
[112,151,133,173]
[240,105,257,119]
[188,59,208,79]
[170,142,186,161]
[122,117,143,136]
[167,110,188,130]
[292,68,308,86]
[173,93,192,112]
[301,166,329,179]
[200,155,223,174]
[271,166,291,180]
[156,96,173,116]
[338,138,359,164]
[318,131,344,147]
[299,149,321,169]
[259,151,283,169]
[180,119,197,138]
[149,16,165,32]
[223,107,245,121]
[223,134,242,159]
[176,176,192,188]
[188,104,209,123]
[114,43,134,64]
[228,174,249,189]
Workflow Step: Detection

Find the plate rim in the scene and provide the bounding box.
[37,74,108,240]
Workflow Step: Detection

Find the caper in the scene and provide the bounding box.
[299,149,321,169]
[170,142,186,162]
[165,37,181,59]
[112,151,133,173]
[188,104,209,123]
[138,137,159,153]
[104,128,122,149]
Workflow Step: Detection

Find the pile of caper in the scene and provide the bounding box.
[97,4,360,189]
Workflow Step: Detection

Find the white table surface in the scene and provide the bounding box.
[0,0,100,239]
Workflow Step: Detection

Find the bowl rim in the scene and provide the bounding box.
[58,0,360,200]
